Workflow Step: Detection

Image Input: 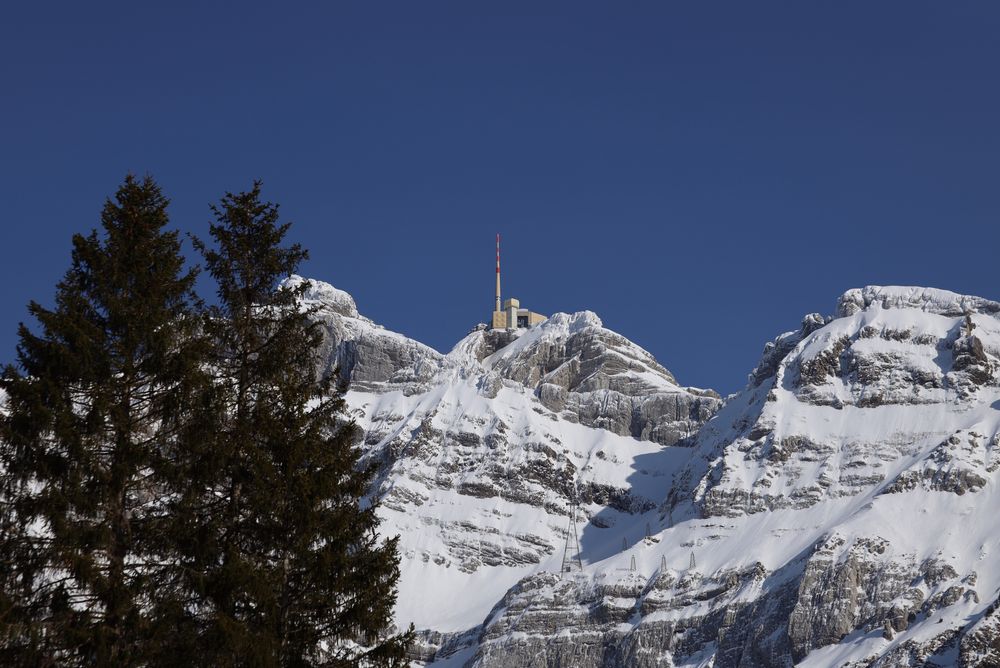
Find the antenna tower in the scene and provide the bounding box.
[495,233,502,313]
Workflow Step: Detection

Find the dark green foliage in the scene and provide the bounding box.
[0,175,205,665]
[0,177,411,666]
[178,182,412,666]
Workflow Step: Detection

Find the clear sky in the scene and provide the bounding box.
[2,2,998,394]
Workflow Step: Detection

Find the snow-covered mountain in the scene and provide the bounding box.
[297,278,1000,668]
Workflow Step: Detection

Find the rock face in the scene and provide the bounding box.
[960,595,1000,667]
[286,276,444,389]
[294,279,1000,667]
[677,286,1000,521]
[452,286,1000,668]
[482,311,719,446]
[286,277,723,663]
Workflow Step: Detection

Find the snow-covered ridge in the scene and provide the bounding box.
[280,277,721,661]
[838,285,1000,319]
[482,310,604,371]
[282,278,1000,667]
[466,284,1000,668]
[285,273,360,318]
[683,283,1000,518]
[283,276,444,387]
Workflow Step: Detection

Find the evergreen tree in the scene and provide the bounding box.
[179,182,412,666]
[0,175,204,665]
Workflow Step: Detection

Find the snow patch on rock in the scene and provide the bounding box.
[837,285,1000,319]
[285,274,359,318]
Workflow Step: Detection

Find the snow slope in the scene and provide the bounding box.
[297,278,1000,667]
[468,287,1000,668]
[288,277,720,661]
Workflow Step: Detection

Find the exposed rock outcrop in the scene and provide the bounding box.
[482,311,720,446]
[450,286,1000,667]
[284,280,1000,667]
[284,277,723,660]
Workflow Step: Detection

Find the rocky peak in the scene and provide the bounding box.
[449,306,720,446]
[837,285,1000,319]
[270,278,1000,668]
[283,276,444,389]
[682,285,1000,521]
[483,310,676,390]
[285,273,360,318]
[455,285,1000,668]
[277,277,724,661]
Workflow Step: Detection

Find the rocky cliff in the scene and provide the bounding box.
[297,278,1000,667]
[287,277,721,659]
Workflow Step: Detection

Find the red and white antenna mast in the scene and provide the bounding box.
[495,233,502,313]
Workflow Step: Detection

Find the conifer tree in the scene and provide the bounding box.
[0,175,204,665]
[180,182,412,666]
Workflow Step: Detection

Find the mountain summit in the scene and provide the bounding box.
[298,278,1000,667]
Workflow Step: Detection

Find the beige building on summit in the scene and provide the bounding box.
[492,296,546,330]
[491,234,546,330]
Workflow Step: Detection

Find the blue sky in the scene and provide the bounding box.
[1,2,998,394]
